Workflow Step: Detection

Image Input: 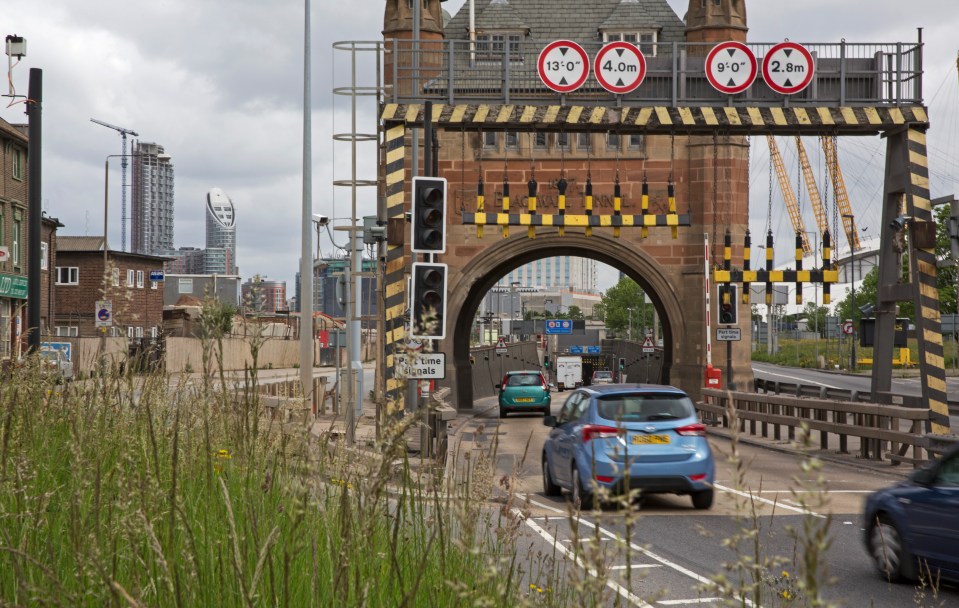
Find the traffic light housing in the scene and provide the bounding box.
[618,357,625,371]
[410,262,448,339]
[412,176,447,253]
[544,353,550,367]
[718,283,738,325]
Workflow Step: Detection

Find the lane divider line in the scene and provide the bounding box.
[515,508,653,608]
[714,483,825,518]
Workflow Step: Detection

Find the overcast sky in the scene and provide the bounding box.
[3,0,958,297]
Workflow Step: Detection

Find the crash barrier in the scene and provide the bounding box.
[698,388,959,467]
[754,377,959,416]
[253,377,329,421]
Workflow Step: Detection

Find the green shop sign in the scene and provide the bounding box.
[0,273,27,299]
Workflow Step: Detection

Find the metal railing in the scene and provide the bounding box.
[381,39,923,107]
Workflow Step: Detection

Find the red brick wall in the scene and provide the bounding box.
[53,251,165,337]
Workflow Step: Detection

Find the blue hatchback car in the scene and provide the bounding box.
[542,384,715,509]
[863,444,959,583]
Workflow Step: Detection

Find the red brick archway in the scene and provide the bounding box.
[445,233,698,410]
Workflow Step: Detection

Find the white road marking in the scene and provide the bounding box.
[657,599,722,605]
[714,483,825,518]
[516,509,653,607]
[611,564,663,570]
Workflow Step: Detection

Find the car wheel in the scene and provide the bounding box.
[542,456,561,497]
[570,465,593,510]
[691,489,713,510]
[869,515,915,582]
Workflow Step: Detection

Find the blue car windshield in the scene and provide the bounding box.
[596,394,694,422]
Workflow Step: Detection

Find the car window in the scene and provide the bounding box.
[936,453,959,487]
[594,371,611,378]
[507,373,541,387]
[558,393,582,424]
[572,395,591,421]
[596,393,694,422]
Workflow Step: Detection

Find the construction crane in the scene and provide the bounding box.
[91,118,138,252]
[795,136,830,240]
[820,136,862,252]
[766,135,812,255]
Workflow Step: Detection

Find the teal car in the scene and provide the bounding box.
[497,371,551,418]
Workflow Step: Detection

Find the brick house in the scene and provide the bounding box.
[0,118,29,361]
[40,215,64,337]
[54,236,168,339]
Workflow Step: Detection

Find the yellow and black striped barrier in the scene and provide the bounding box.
[713,269,840,285]
[464,212,690,229]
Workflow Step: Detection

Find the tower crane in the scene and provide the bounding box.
[795,137,830,241]
[820,136,861,252]
[91,118,138,252]
[766,135,812,255]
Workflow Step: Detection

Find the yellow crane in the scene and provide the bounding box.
[795,136,830,240]
[820,136,862,252]
[766,135,812,255]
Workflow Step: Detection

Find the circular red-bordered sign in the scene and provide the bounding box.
[762,41,815,95]
[537,40,590,93]
[705,41,757,95]
[593,42,647,94]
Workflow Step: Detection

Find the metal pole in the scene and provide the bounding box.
[299,0,315,410]
[26,68,42,353]
[844,214,857,371]
[351,48,364,420]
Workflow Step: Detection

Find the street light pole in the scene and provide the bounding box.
[843,213,857,371]
[627,307,633,341]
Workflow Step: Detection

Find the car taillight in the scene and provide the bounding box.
[582,424,620,443]
[596,475,615,483]
[675,423,706,437]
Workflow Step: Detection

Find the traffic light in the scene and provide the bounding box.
[718,283,738,325]
[544,353,550,367]
[410,262,448,339]
[618,357,625,371]
[411,176,447,253]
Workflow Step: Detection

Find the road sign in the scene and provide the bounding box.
[95,300,113,328]
[705,41,757,95]
[41,341,72,362]
[150,270,164,282]
[495,337,508,355]
[396,353,446,380]
[762,41,815,95]
[642,336,656,353]
[0,246,8,263]
[537,40,589,93]
[842,321,854,335]
[716,327,742,342]
[545,319,573,335]
[569,346,584,354]
[586,346,601,354]
[593,42,646,94]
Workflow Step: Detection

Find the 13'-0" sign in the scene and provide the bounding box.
[537,40,589,93]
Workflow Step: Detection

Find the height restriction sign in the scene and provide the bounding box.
[594,42,646,94]
[537,40,589,93]
[762,41,815,95]
[705,41,757,95]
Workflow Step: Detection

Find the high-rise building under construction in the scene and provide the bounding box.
[131,142,175,256]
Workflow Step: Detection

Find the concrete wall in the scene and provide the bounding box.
[604,338,665,385]
[467,341,541,401]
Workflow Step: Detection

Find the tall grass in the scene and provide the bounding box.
[0,361,539,607]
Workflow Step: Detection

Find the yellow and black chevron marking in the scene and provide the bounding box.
[713,269,839,285]
[381,104,929,135]
[904,127,950,434]
[463,212,690,230]
[384,123,407,409]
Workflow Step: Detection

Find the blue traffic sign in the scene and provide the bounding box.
[586,346,601,354]
[569,346,583,354]
[545,319,573,335]
[150,270,165,282]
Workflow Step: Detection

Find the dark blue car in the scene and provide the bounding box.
[542,384,715,510]
[863,444,959,583]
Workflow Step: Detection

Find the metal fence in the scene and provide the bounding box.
[384,39,922,107]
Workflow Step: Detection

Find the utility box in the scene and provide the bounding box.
[859,317,909,348]
[704,364,722,389]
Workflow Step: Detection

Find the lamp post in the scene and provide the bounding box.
[843,213,857,371]
[627,306,633,340]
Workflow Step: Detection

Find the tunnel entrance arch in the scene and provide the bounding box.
[447,234,687,409]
